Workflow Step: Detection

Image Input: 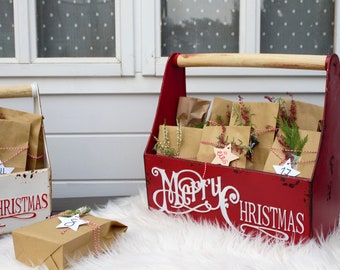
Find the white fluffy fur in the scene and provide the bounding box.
[1,190,340,270]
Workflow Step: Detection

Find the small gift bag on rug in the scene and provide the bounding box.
[207,96,233,126]
[176,96,211,127]
[263,129,321,179]
[229,97,279,171]
[0,107,44,170]
[155,122,203,161]
[196,125,251,168]
[0,119,30,173]
[12,208,128,270]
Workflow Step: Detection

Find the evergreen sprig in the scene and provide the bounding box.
[153,119,182,157]
[277,118,308,157]
[61,206,92,216]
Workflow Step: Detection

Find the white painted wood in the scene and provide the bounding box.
[239,0,258,53]
[46,134,148,180]
[141,0,157,75]
[40,94,157,133]
[119,0,135,76]
[13,0,30,63]
[52,180,145,198]
[0,73,326,96]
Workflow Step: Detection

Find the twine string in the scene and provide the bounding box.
[202,162,207,179]
[0,145,44,165]
[51,214,102,257]
[270,147,317,165]
[254,126,277,136]
[0,146,29,165]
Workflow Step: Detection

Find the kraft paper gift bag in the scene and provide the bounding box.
[176,96,211,127]
[12,215,128,270]
[155,124,203,160]
[207,96,233,126]
[263,129,321,179]
[281,98,323,131]
[196,125,251,168]
[265,96,324,131]
[0,119,30,173]
[229,99,279,171]
[0,107,43,170]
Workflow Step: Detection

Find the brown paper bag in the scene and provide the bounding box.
[156,124,203,160]
[263,129,321,179]
[208,97,233,126]
[230,101,279,171]
[196,125,251,168]
[176,96,211,127]
[0,107,43,170]
[0,119,30,173]
[281,98,323,131]
[12,215,128,270]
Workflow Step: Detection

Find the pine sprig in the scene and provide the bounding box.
[277,118,308,157]
[61,206,91,216]
[153,119,182,157]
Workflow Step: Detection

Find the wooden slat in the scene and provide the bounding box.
[176,53,327,70]
[0,84,32,98]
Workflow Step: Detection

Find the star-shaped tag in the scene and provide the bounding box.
[56,214,89,231]
[0,161,14,175]
[273,159,300,177]
[211,144,239,166]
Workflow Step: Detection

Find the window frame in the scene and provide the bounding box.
[142,0,339,77]
[0,0,134,77]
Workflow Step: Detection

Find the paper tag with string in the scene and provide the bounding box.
[211,144,239,166]
[0,160,14,174]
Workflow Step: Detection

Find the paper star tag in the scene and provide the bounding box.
[273,159,300,177]
[211,144,239,166]
[0,161,14,175]
[56,214,89,231]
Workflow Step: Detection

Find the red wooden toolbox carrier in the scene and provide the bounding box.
[144,53,340,244]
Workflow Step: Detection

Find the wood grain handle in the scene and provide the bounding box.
[176,53,327,70]
[0,84,34,99]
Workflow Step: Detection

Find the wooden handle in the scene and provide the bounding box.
[0,84,33,99]
[176,53,327,70]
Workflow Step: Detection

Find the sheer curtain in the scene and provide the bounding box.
[161,0,240,56]
[261,0,334,54]
[160,0,334,56]
[36,0,116,58]
[0,0,15,58]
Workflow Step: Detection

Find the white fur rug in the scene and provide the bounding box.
[1,190,340,270]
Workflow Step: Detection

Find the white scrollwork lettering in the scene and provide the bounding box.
[239,224,289,241]
[218,185,241,231]
[151,167,220,214]
[150,167,304,242]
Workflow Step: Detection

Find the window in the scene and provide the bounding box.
[161,0,240,55]
[0,0,134,77]
[0,0,15,58]
[36,0,116,58]
[142,0,338,76]
[260,0,334,54]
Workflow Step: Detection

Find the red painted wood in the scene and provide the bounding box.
[144,53,340,244]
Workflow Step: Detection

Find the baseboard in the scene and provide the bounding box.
[52,196,125,213]
[51,180,146,212]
